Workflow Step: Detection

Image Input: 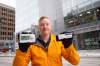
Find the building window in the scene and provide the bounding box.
[95,7,100,20]
[77,30,100,49]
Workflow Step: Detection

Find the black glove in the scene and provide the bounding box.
[56,32,73,48]
[18,43,32,52]
[18,32,36,52]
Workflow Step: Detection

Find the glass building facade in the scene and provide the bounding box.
[63,0,100,49]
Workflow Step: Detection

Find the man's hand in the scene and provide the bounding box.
[56,32,73,48]
[18,43,32,52]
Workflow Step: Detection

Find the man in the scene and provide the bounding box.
[13,16,80,66]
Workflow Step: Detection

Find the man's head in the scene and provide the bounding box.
[39,16,52,36]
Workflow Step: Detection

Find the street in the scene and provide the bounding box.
[0,56,13,66]
[0,56,100,66]
[78,57,100,66]
[62,57,100,66]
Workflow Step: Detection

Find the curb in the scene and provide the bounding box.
[79,53,100,57]
[0,53,15,57]
[0,51,100,57]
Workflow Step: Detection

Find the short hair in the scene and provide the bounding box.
[39,16,49,23]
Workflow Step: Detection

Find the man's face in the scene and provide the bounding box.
[39,18,51,36]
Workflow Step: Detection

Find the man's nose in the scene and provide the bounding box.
[43,24,47,28]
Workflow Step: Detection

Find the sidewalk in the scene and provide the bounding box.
[0,50,100,57]
[78,49,100,57]
[0,52,15,57]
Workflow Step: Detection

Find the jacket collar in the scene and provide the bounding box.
[36,34,51,49]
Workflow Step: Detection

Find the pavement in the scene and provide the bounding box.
[0,50,100,66]
[78,49,100,57]
[0,52,15,57]
[0,49,100,57]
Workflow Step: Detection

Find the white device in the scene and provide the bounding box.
[19,33,36,43]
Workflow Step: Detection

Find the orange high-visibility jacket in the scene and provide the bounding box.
[13,34,80,66]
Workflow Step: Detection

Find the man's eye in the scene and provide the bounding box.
[40,23,49,26]
[40,24,44,26]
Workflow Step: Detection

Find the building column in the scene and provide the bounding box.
[74,34,80,50]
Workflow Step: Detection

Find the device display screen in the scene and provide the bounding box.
[20,34,36,43]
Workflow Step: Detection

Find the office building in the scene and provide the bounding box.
[0,3,15,52]
[16,0,65,34]
[63,0,100,49]
[39,0,65,33]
